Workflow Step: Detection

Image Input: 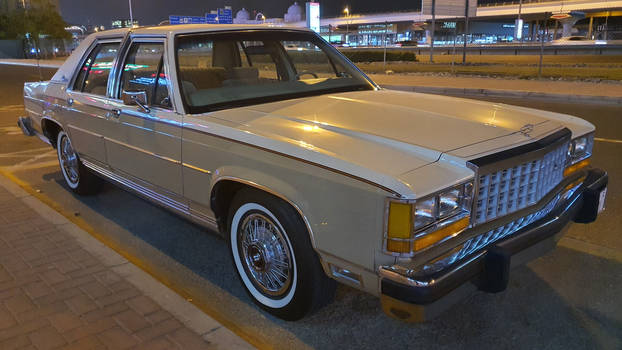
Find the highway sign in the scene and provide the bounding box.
[169,15,206,25]
[217,8,233,24]
[206,13,218,24]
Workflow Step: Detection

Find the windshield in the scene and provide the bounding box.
[175,30,375,113]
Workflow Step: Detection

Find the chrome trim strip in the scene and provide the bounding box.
[68,124,103,138]
[379,252,485,288]
[182,162,211,174]
[103,137,181,165]
[82,159,218,229]
[186,126,402,197]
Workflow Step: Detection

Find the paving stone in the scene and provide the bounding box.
[23,281,52,299]
[79,280,111,300]
[114,309,150,333]
[4,294,36,314]
[28,326,67,350]
[145,309,172,325]
[15,301,65,324]
[95,288,141,308]
[64,294,98,315]
[134,336,179,350]
[0,318,49,342]
[0,335,31,350]
[33,287,83,307]
[62,318,117,344]
[53,259,81,274]
[93,270,122,286]
[125,296,159,316]
[48,312,83,333]
[80,301,128,323]
[61,335,104,350]
[134,318,183,342]
[96,326,138,349]
[40,269,69,285]
[167,327,212,350]
[0,306,17,330]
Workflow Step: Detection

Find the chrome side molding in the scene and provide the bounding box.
[82,159,218,230]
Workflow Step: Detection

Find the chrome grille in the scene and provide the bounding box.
[421,188,572,275]
[473,142,569,226]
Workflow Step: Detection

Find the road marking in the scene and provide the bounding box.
[0,126,25,135]
[595,137,622,144]
[0,147,51,157]
[0,105,24,112]
[1,160,59,172]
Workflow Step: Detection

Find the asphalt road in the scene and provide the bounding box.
[1,65,621,349]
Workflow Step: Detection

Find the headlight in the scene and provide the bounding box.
[385,181,473,257]
[567,133,593,165]
[565,133,593,177]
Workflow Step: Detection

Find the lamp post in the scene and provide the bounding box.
[129,0,134,27]
[343,7,349,46]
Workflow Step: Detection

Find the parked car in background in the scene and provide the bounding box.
[18,24,608,322]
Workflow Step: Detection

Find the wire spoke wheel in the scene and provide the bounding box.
[59,135,79,185]
[238,212,293,298]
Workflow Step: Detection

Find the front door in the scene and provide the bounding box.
[104,39,184,195]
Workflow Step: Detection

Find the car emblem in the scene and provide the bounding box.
[519,124,535,137]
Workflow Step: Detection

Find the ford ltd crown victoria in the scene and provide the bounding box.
[17,24,608,322]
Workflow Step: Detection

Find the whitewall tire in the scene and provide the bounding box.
[228,188,336,320]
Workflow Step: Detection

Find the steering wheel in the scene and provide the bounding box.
[295,71,319,79]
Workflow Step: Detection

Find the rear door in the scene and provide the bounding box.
[66,40,121,164]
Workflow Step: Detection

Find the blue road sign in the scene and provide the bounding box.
[217,8,233,24]
[169,15,206,25]
[205,13,218,24]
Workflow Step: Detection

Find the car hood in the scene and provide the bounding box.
[200,89,572,196]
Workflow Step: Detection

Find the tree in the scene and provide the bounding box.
[0,0,70,40]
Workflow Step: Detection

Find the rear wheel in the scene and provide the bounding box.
[228,188,335,320]
[56,131,102,195]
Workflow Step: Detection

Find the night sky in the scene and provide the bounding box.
[58,0,421,27]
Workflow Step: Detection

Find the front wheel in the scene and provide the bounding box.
[56,131,102,195]
[228,189,335,320]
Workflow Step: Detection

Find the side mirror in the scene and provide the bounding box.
[121,90,150,113]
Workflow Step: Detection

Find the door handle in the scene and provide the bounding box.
[67,98,74,107]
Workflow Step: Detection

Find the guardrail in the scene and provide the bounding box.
[341,44,622,55]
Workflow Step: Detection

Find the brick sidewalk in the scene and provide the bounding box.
[0,180,240,349]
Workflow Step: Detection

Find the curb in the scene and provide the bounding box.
[0,60,63,69]
[0,172,255,349]
[381,84,622,105]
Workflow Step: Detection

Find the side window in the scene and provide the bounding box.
[73,43,119,95]
[119,42,171,108]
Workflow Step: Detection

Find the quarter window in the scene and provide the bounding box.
[74,42,119,95]
[119,42,171,108]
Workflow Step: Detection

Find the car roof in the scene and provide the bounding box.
[93,23,312,38]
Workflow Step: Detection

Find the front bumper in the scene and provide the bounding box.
[379,168,608,322]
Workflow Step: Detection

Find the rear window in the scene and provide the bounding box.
[73,42,120,95]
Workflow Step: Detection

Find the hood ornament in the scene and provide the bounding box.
[519,124,535,137]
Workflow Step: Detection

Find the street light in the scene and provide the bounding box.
[343,7,349,46]
[128,0,134,27]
